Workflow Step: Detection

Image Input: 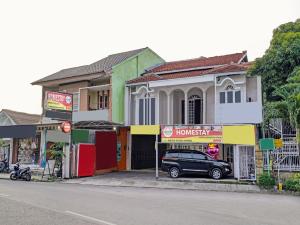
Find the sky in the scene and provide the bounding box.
[0,0,299,115]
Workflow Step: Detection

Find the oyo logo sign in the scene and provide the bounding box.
[163,126,173,137]
[65,95,72,104]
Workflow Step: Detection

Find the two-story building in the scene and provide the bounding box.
[32,47,164,174]
[125,51,263,180]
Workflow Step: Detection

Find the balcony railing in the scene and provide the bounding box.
[73,109,109,122]
[215,102,262,124]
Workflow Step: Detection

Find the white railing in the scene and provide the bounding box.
[263,152,300,172]
[215,102,263,124]
[263,120,300,171]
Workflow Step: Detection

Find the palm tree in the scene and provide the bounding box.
[274,70,300,143]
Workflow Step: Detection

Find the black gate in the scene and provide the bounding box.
[131,135,166,169]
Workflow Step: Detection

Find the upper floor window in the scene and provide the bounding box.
[220,85,241,104]
[138,94,155,125]
[73,93,79,112]
[97,90,110,110]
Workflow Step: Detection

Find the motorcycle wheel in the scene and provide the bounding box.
[24,173,31,181]
[10,173,17,180]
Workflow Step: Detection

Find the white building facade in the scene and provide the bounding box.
[125,52,264,180]
[125,54,262,126]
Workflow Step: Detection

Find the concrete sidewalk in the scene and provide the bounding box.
[63,170,261,193]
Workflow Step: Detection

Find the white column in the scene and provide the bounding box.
[167,93,171,125]
[124,86,129,126]
[126,132,132,170]
[135,97,139,125]
[63,144,70,179]
[184,91,188,125]
[234,145,240,180]
[257,76,262,104]
[202,89,206,124]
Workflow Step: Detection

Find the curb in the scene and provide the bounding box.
[63,180,261,193]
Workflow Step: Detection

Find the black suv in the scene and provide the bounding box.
[161,149,232,179]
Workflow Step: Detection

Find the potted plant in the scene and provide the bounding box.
[46,143,65,178]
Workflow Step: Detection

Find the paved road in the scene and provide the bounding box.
[0,180,299,225]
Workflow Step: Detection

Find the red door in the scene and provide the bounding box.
[95,131,117,170]
[77,144,96,177]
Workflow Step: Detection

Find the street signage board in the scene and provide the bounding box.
[161,125,223,143]
[259,138,275,151]
[45,91,73,111]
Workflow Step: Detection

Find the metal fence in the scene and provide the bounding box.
[263,119,300,172]
[263,151,300,172]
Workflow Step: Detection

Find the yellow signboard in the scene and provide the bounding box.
[130,125,160,135]
[274,139,283,148]
[130,125,256,145]
[223,125,256,145]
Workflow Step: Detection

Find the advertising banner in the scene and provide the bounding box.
[45,91,73,111]
[161,125,223,143]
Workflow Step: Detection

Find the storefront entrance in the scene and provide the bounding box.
[223,145,234,176]
[236,146,256,180]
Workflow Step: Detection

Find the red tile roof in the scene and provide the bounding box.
[148,52,247,73]
[127,74,162,84]
[127,63,251,84]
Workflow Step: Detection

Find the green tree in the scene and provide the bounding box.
[249,19,300,101]
[249,19,300,130]
[274,69,300,127]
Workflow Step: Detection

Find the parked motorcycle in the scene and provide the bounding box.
[0,158,10,173]
[10,162,31,181]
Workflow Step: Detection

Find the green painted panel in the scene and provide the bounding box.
[111,48,164,123]
[72,129,89,143]
[259,138,275,151]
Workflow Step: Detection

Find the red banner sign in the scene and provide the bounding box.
[46,91,73,111]
[161,126,223,143]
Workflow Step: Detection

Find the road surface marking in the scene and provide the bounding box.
[0,193,10,197]
[65,210,117,225]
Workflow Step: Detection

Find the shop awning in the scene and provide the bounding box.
[0,125,37,138]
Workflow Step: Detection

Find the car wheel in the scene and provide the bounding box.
[169,167,180,178]
[210,168,222,180]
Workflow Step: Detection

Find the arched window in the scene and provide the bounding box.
[220,84,241,104]
[188,95,202,124]
[138,93,156,125]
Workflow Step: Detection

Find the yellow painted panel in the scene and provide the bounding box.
[130,125,160,135]
[223,125,256,145]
